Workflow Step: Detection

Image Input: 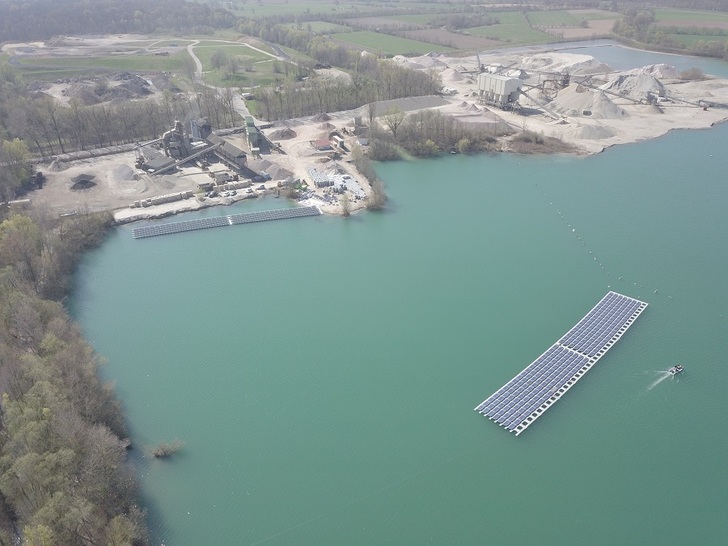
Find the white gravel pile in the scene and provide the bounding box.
[441,68,464,82]
[520,53,611,75]
[600,73,665,100]
[392,55,425,70]
[109,163,146,194]
[411,54,447,69]
[551,84,627,119]
[630,63,680,79]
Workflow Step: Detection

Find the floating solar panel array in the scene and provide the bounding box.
[132,206,321,239]
[475,291,647,436]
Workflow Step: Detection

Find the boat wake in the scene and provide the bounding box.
[647,371,672,390]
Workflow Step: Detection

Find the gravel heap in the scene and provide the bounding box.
[600,73,665,100]
[551,84,627,119]
[268,127,297,140]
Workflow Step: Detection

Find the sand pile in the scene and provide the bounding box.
[520,54,610,75]
[65,83,100,105]
[109,163,147,194]
[48,159,67,171]
[600,74,665,100]
[441,68,464,82]
[567,124,618,140]
[312,113,331,122]
[319,122,335,130]
[412,54,447,69]
[113,164,136,181]
[269,127,297,140]
[637,104,664,115]
[552,84,627,119]
[631,63,680,79]
[392,55,425,70]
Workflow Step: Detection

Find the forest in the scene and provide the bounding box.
[0,0,235,41]
[0,207,148,545]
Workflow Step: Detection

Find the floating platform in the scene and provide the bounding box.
[474,291,647,436]
[132,206,321,239]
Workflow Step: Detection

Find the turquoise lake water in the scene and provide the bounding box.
[71,46,728,545]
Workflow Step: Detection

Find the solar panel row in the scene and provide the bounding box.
[477,345,590,431]
[559,292,642,356]
[475,292,647,435]
[132,206,321,239]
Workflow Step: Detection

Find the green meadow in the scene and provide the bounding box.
[331,31,453,55]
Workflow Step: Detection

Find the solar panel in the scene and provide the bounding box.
[475,292,647,435]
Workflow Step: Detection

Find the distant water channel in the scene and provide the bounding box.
[71,48,728,545]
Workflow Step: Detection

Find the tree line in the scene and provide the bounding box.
[254,61,442,121]
[0,0,236,41]
[0,207,149,545]
[1,84,239,161]
[612,7,728,59]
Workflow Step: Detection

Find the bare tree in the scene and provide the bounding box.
[210,49,228,70]
[382,107,405,139]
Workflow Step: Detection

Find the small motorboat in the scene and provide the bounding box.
[668,365,684,375]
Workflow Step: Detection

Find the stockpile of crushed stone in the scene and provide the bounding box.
[48,159,67,171]
[109,163,147,194]
[520,53,611,75]
[312,113,331,122]
[411,54,447,69]
[65,83,101,105]
[441,68,464,82]
[392,55,425,70]
[630,64,680,79]
[600,74,665,100]
[268,127,297,140]
[551,84,627,119]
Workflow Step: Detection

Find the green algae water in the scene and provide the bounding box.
[71,61,728,546]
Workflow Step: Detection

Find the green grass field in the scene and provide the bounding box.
[229,1,351,18]
[331,31,453,55]
[384,13,452,25]
[194,44,270,66]
[569,10,621,21]
[469,12,553,46]
[491,11,528,25]
[655,9,728,24]
[193,44,285,87]
[526,10,580,27]
[286,21,353,33]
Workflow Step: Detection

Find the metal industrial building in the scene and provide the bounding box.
[477,73,522,109]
